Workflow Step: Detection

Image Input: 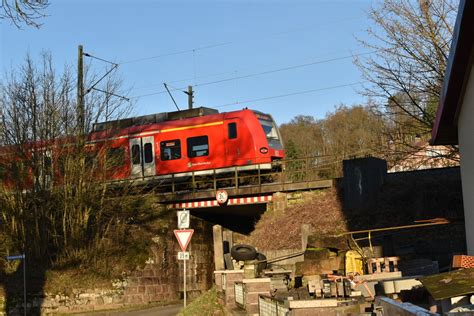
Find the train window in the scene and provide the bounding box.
[228,122,237,139]
[0,163,6,179]
[144,143,153,163]
[12,161,26,177]
[187,136,209,158]
[56,155,66,175]
[160,140,181,161]
[131,144,140,165]
[85,152,98,169]
[107,147,125,168]
[42,154,52,175]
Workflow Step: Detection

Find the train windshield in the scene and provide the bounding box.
[257,115,283,150]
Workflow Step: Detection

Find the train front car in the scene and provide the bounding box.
[252,110,284,163]
[86,107,285,186]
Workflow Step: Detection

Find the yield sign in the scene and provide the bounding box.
[174,229,194,251]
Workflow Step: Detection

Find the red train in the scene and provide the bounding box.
[1,107,285,189]
[87,107,285,182]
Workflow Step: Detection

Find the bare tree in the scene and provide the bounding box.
[0,0,49,28]
[354,0,459,160]
[0,52,142,266]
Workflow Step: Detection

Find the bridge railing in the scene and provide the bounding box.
[144,156,342,195]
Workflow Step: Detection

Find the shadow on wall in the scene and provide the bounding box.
[2,257,47,316]
[339,157,466,268]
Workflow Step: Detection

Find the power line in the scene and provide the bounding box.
[128,51,375,99]
[193,51,375,88]
[119,42,231,65]
[118,16,363,66]
[130,50,345,91]
[213,81,366,108]
[90,87,130,101]
[83,52,117,65]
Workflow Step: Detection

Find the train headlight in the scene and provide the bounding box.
[260,147,268,154]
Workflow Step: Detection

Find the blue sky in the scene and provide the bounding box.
[1,0,377,124]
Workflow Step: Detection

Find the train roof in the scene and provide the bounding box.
[92,107,219,132]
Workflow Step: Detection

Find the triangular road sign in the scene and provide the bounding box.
[174,229,194,251]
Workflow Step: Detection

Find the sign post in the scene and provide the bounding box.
[184,253,186,308]
[6,254,26,316]
[174,228,194,308]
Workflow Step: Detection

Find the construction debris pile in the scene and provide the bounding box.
[213,221,474,315]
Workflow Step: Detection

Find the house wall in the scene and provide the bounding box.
[458,64,474,255]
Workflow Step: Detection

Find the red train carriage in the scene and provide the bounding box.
[88,107,284,182]
[0,107,285,188]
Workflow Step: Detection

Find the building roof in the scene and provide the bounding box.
[431,0,474,145]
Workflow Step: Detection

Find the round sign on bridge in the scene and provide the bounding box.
[216,189,228,205]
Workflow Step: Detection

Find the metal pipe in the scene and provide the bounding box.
[255,250,305,264]
[334,218,449,237]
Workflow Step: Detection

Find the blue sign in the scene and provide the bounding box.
[5,254,25,261]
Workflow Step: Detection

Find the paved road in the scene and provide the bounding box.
[76,303,183,316]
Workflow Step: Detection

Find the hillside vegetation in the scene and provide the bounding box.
[241,189,347,250]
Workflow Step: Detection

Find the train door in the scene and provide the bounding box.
[225,119,241,163]
[129,136,156,178]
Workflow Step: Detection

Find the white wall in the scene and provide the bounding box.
[458,64,474,255]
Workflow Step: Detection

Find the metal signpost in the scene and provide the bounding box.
[5,254,26,316]
[174,209,193,308]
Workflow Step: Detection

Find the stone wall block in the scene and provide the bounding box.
[245,303,259,314]
[226,272,244,282]
[145,285,157,295]
[244,292,261,304]
[127,277,139,286]
[244,282,271,292]
[138,277,159,285]
[124,286,138,295]
[126,295,144,305]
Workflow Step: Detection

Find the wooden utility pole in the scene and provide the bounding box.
[187,85,193,110]
[77,45,85,136]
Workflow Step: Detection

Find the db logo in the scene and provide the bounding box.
[216,190,228,205]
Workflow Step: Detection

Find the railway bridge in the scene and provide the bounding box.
[154,156,337,204]
[142,156,340,232]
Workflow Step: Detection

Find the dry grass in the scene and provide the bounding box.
[178,287,228,316]
[241,188,347,250]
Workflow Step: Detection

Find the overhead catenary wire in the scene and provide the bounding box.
[128,51,376,100]
[82,50,129,101]
[194,51,375,88]
[117,16,363,66]
[83,52,117,65]
[119,42,231,65]
[214,81,367,108]
[130,49,366,92]
[90,87,130,101]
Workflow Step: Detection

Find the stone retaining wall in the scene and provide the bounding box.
[0,213,214,315]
